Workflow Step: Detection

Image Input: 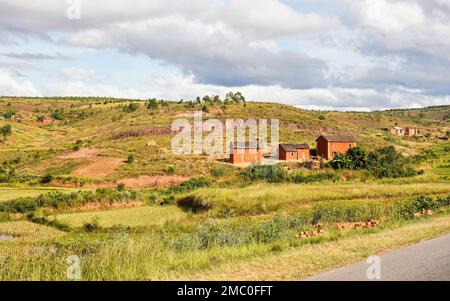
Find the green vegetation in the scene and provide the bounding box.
[330,146,418,178]
[0,97,448,280]
[0,124,12,141]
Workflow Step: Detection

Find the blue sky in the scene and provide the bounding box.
[0,0,449,111]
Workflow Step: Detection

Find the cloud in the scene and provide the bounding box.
[341,0,450,60]
[62,67,96,81]
[0,69,436,110]
[0,71,41,96]
[3,52,69,60]
[67,17,328,89]
[0,0,448,110]
[0,0,333,89]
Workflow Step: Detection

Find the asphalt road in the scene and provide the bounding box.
[305,234,450,281]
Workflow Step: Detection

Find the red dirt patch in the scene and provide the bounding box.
[117,175,189,188]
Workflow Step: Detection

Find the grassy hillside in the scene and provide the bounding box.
[0,97,448,187]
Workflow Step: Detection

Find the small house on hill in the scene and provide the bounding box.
[230,141,263,165]
[316,135,356,160]
[405,127,418,137]
[279,144,310,161]
[390,126,405,136]
[10,115,21,122]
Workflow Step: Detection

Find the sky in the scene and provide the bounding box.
[0,0,449,111]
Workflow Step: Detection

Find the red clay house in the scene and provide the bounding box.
[405,127,418,137]
[316,135,356,160]
[279,144,310,161]
[230,141,263,164]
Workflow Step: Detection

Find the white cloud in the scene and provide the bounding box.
[62,67,96,81]
[0,70,438,111]
[0,70,41,96]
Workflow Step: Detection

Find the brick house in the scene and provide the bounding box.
[405,127,418,137]
[390,126,405,136]
[230,141,263,164]
[279,144,310,161]
[10,115,21,122]
[316,135,356,160]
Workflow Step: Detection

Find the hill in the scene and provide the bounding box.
[0,97,448,188]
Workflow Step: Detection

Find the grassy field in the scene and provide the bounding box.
[56,205,187,228]
[0,187,79,202]
[179,182,450,216]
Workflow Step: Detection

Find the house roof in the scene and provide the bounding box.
[231,141,262,149]
[279,144,310,152]
[316,135,356,142]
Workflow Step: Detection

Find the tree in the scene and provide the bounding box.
[147,98,159,110]
[0,124,12,141]
[346,147,368,169]
[329,153,353,170]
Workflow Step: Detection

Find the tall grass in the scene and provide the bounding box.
[176,182,450,216]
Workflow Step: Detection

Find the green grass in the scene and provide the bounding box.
[177,182,450,216]
[0,187,78,202]
[56,205,187,228]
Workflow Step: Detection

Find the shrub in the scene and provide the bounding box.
[0,124,12,141]
[41,174,53,184]
[116,183,125,191]
[174,177,211,193]
[51,109,65,120]
[127,155,134,164]
[123,103,140,113]
[147,98,159,110]
[210,165,225,177]
[241,164,288,183]
[255,216,289,243]
[83,217,101,232]
[177,195,213,213]
[0,189,141,213]
[167,165,175,175]
[2,111,15,119]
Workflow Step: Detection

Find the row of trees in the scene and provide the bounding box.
[182,92,246,109]
[330,146,419,178]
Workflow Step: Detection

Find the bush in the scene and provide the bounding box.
[127,155,134,164]
[3,111,15,119]
[167,165,175,175]
[0,189,141,213]
[174,177,211,193]
[147,98,159,110]
[51,109,65,120]
[241,164,288,183]
[123,103,140,113]
[210,165,225,177]
[41,174,53,184]
[329,146,418,179]
[83,217,101,232]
